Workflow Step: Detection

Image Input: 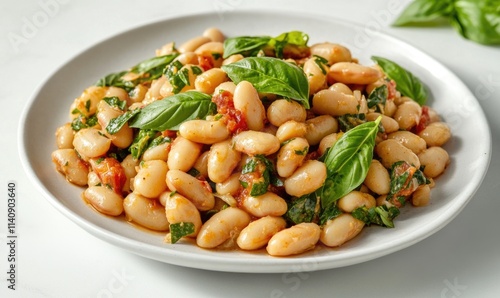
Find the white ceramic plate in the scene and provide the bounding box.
[19,11,491,273]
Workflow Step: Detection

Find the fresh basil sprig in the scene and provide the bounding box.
[371,56,428,106]
[128,91,216,131]
[393,0,500,45]
[221,57,310,108]
[223,31,309,58]
[318,117,381,208]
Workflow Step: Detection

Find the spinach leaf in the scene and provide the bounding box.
[351,205,400,228]
[338,113,366,132]
[367,84,387,112]
[319,117,381,208]
[386,161,429,207]
[103,96,126,111]
[270,31,309,58]
[128,91,216,131]
[223,36,272,58]
[221,57,310,108]
[130,129,157,159]
[106,108,140,135]
[95,71,135,92]
[318,203,342,226]
[371,56,428,106]
[170,222,195,244]
[285,194,318,225]
[240,155,280,196]
[71,114,98,131]
[393,0,453,26]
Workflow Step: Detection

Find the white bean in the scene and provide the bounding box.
[142,142,171,161]
[337,191,376,213]
[73,128,111,158]
[232,131,280,156]
[242,192,288,217]
[266,223,320,256]
[418,147,450,178]
[237,216,287,250]
[318,133,341,156]
[277,137,309,178]
[178,36,211,53]
[165,192,202,237]
[123,193,169,231]
[55,123,74,149]
[166,169,215,211]
[196,207,251,248]
[179,119,230,144]
[233,81,267,131]
[194,68,228,94]
[418,122,451,147]
[310,42,352,65]
[388,131,427,155]
[366,113,399,134]
[167,136,203,171]
[267,99,307,127]
[215,173,241,196]
[284,160,327,197]
[207,140,241,183]
[202,27,225,42]
[375,139,421,169]
[320,214,364,247]
[393,101,422,130]
[328,62,382,85]
[275,120,307,143]
[84,186,123,216]
[51,149,89,186]
[411,184,431,207]
[305,115,338,146]
[364,159,390,195]
[133,160,169,199]
[312,89,359,117]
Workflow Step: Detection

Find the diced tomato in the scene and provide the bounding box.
[413,106,430,134]
[387,79,397,100]
[212,90,248,134]
[198,54,214,71]
[90,157,127,194]
[162,130,177,138]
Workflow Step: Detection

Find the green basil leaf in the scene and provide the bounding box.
[95,71,135,92]
[103,96,126,111]
[371,56,428,106]
[270,31,309,58]
[285,194,318,225]
[393,0,454,26]
[318,203,342,226]
[130,129,157,159]
[223,36,271,58]
[221,57,310,108]
[367,84,388,112]
[250,181,269,196]
[338,113,366,132]
[71,114,98,131]
[170,222,195,244]
[352,205,400,228]
[130,53,179,80]
[320,117,381,208]
[129,91,216,131]
[451,0,500,45]
[106,108,140,135]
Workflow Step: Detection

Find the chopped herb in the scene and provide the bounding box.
[103,96,127,111]
[170,222,195,244]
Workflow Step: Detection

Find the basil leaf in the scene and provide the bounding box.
[451,0,500,45]
[223,36,271,58]
[221,57,310,108]
[270,31,309,58]
[95,71,135,92]
[352,205,400,228]
[367,84,387,112]
[393,0,453,26]
[130,54,179,81]
[285,194,318,225]
[106,108,140,135]
[71,114,98,131]
[130,129,157,159]
[103,96,126,111]
[320,117,381,208]
[318,203,342,226]
[371,56,428,106]
[170,222,195,244]
[338,113,366,132]
[129,91,216,131]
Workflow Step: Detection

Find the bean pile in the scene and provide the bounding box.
[52,28,451,256]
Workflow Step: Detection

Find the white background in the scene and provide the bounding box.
[1,0,499,297]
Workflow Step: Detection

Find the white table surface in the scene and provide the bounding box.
[1,0,499,297]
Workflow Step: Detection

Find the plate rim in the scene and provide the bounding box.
[18,9,492,273]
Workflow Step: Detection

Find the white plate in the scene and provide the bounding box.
[19,10,491,273]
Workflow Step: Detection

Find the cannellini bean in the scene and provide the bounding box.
[142,141,170,161]
[143,75,167,104]
[87,171,101,187]
[275,120,307,143]
[55,123,74,149]
[318,133,341,156]
[84,186,123,216]
[215,172,241,196]
[214,81,236,95]
[232,131,280,156]
[388,131,427,155]
[328,62,382,85]
[73,128,111,159]
[51,149,89,186]
[277,137,309,177]
[328,82,353,95]
[120,154,138,193]
[123,193,169,231]
[178,36,211,53]
[418,147,450,178]
[384,100,397,117]
[284,160,327,197]
[129,84,148,104]
[237,216,287,250]
[305,115,338,145]
[312,89,359,117]
[166,169,215,211]
[266,99,307,127]
[310,42,352,64]
[364,160,390,195]
[179,119,230,144]
[427,107,441,123]
[195,41,224,68]
[242,192,288,217]
[155,41,175,56]
[303,57,328,94]
[165,192,202,237]
[202,27,225,42]
[393,101,421,130]
[192,151,210,179]
[366,113,399,134]
[266,223,320,256]
[376,139,421,169]
[69,86,106,119]
[97,100,133,148]
[411,184,431,207]
[104,86,129,102]
[174,52,199,65]
[233,81,267,131]
[194,68,228,94]
[208,140,241,183]
[133,160,169,199]
[418,122,451,147]
[338,191,376,212]
[320,214,364,247]
[196,207,251,248]
[222,54,244,65]
[167,136,203,171]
